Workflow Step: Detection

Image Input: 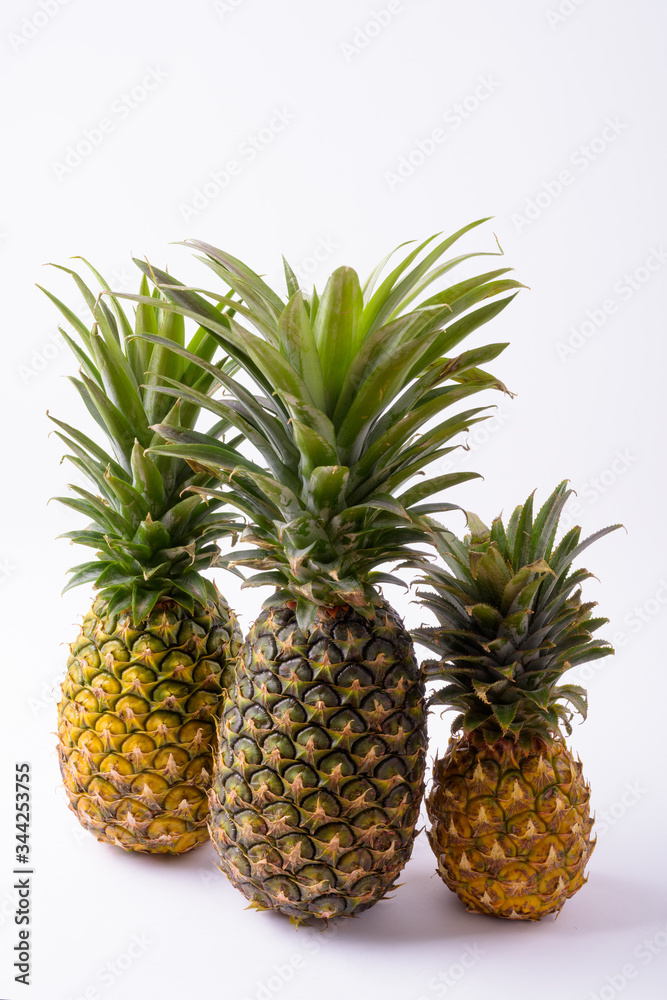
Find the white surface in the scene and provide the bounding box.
[1,1,666,998]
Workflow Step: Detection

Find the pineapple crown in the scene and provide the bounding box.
[44,260,242,624]
[112,219,524,630]
[414,482,622,748]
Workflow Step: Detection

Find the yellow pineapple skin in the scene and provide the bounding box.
[57,593,241,854]
[425,735,594,920]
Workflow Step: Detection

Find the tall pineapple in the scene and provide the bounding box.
[46,261,243,854]
[121,219,523,916]
[415,483,620,919]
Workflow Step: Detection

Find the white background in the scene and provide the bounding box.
[1,1,666,998]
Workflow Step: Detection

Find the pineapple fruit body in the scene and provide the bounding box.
[426,735,594,920]
[58,592,241,854]
[210,602,427,920]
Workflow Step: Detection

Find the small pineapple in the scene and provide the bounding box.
[123,220,523,916]
[415,482,620,919]
[46,261,242,853]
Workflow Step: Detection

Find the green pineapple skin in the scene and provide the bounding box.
[58,591,242,854]
[209,602,427,920]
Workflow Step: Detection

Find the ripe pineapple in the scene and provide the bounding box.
[415,483,620,919]
[46,261,242,853]
[124,220,522,916]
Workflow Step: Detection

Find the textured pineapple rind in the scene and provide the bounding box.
[209,603,427,920]
[425,736,594,920]
[57,591,242,854]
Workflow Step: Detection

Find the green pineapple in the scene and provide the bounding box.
[415,483,620,918]
[122,219,522,914]
[47,260,243,853]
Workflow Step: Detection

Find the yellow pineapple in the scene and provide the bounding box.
[415,482,620,918]
[46,261,242,853]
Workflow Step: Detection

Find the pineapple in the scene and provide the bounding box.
[415,483,621,919]
[46,261,243,853]
[122,220,522,916]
